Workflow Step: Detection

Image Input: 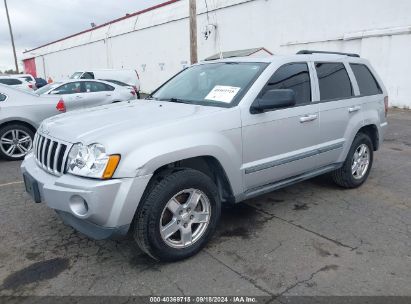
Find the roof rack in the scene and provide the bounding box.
[297,50,360,58]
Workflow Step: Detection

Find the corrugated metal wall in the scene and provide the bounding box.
[24,0,411,107]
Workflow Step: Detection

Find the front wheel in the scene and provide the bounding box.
[133,169,221,261]
[332,132,374,188]
[0,124,34,161]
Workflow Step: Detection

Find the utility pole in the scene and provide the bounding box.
[189,0,198,64]
[4,0,19,73]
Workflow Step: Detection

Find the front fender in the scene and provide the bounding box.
[114,129,243,196]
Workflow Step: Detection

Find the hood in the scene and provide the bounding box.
[41,100,224,144]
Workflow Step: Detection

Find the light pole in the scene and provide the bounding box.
[189,0,198,64]
[4,0,19,73]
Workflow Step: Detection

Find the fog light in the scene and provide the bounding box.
[69,195,89,216]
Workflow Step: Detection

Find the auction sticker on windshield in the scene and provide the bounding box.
[205,86,241,103]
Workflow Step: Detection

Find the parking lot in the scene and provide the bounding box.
[0,109,410,297]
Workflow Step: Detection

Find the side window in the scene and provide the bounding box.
[81,72,94,79]
[263,63,311,105]
[0,93,7,101]
[52,82,82,95]
[105,84,115,91]
[315,63,353,101]
[0,78,22,85]
[350,64,382,96]
[84,81,110,93]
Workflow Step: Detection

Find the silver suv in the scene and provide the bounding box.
[21,51,388,261]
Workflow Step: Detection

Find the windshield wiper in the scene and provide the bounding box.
[163,98,190,104]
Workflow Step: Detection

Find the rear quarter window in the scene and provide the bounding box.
[0,93,7,101]
[350,64,382,96]
[315,63,353,101]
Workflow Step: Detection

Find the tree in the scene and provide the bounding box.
[3,69,21,74]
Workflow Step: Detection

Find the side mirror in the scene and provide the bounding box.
[251,89,296,114]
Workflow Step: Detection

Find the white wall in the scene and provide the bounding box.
[24,0,411,107]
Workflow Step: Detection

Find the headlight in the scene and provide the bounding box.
[66,143,120,179]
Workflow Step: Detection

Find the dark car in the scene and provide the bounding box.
[35,77,48,89]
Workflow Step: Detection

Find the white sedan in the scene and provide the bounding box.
[0,76,34,91]
[35,79,137,111]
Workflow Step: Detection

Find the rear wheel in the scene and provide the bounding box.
[133,169,221,261]
[0,124,34,161]
[332,132,373,188]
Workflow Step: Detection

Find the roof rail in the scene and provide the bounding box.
[297,50,360,58]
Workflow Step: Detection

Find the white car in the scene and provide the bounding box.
[9,74,37,89]
[70,69,141,98]
[35,79,137,111]
[0,76,34,91]
[0,84,63,160]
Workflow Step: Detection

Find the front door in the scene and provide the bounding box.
[241,62,320,191]
[50,81,84,111]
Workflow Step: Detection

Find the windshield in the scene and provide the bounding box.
[35,83,61,95]
[70,72,83,79]
[152,62,268,107]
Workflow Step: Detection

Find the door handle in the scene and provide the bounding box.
[348,106,361,113]
[300,114,318,123]
[75,95,83,99]
[106,94,112,97]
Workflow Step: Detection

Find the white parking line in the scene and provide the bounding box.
[0,181,23,187]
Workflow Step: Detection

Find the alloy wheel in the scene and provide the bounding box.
[0,129,32,159]
[351,143,370,180]
[160,188,211,249]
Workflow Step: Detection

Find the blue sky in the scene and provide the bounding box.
[0,0,165,71]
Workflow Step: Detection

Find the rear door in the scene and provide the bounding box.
[315,62,363,167]
[241,62,321,190]
[82,81,115,108]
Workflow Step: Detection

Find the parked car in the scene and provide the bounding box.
[0,85,63,160]
[101,79,140,98]
[9,74,37,90]
[35,79,137,110]
[0,76,34,91]
[21,51,388,261]
[35,77,48,89]
[70,69,140,97]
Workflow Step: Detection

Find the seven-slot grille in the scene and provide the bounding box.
[33,133,70,176]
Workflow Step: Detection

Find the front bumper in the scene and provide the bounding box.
[21,153,152,240]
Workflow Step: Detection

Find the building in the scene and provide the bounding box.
[23,0,411,108]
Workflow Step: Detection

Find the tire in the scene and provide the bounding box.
[133,169,221,262]
[137,92,141,99]
[332,132,373,188]
[0,124,34,161]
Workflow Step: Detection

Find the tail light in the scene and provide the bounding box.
[130,90,136,96]
[56,98,66,112]
[28,84,33,89]
[384,96,389,117]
